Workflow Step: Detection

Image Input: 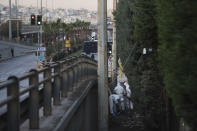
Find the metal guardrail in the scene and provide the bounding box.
[0,55,97,131]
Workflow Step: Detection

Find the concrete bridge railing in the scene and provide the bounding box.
[0,55,97,131]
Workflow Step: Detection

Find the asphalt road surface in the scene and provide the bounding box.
[0,40,36,60]
[0,54,37,82]
[0,54,38,114]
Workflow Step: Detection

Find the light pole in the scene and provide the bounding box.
[0,11,1,25]
[40,0,42,47]
[37,0,38,11]
[15,0,19,42]
[46,0,47,23]
[97,0,108,130]
[9,0,12,40]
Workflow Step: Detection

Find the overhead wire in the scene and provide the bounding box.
[122,43,137,69]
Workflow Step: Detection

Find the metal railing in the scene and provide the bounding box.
[0,55,97,131]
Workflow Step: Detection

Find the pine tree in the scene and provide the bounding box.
[157,0,197,129]
[116,0,164,130]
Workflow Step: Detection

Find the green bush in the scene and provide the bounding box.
[116,0,163,130]
[116,0,197,130]
[157,0,197,128]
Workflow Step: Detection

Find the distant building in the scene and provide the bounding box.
[0,4,113,25]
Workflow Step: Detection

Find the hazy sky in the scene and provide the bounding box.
[0,0,113,11]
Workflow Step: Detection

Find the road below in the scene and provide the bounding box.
[0,54,37,82]
[0,54,38,115]
[0,40,36,60]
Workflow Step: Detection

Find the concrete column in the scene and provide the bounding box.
[43,68,52,116]
[54,64,61,105]
[29,69,39,129]
[68,68,74,92]
[97,0,109,130]
[73,65,78,91]
[61,62,69,97]
[7,76,20,131]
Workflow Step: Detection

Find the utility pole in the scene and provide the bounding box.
[37,0,38,11]
[97,0,108,130]
[46,0,47,23]
[112,0,117,87]
[16,0,19,42]
[9,0,12,40]
[37,0,39,47]
[52,0,54,10]
[40,0,43,46]
[0,11,1,25]
[37,32,40,65]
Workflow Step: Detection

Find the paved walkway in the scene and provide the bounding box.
[20,79,96,131]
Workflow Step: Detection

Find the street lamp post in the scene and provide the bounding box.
[40,0,43,46]
[46,0,47,23]
[0,11,1,25]
[16,0,19,42]
[9,0,12,40]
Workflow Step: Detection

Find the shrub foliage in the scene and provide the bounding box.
[116,0,197,129]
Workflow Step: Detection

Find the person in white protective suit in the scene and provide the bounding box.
[124,81,134,110]
[114,82,125,96]
[109,81,133,115]
[109,82,125,115]
[117,69,127,83]
[113,82,126,110]
[109,58,134,115]
[109,94,120,116]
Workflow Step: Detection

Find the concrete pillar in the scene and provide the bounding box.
[97,0,109,130]
[54,64,61,105]
[43,68,52,116]
[7,76,20,131]
[29,69,39,129]
[61,62,69,97]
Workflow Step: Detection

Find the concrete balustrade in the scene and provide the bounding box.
[7,76,20,131]
[29,69,39,129]
[0,55,97,131]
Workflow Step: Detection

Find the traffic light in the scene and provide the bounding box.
[31,14,35,25]
[37,15,42,25]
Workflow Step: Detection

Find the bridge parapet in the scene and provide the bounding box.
[0,55,97,131]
